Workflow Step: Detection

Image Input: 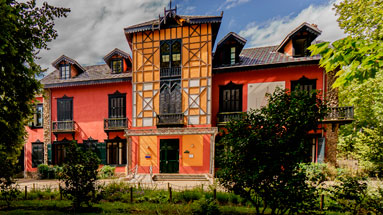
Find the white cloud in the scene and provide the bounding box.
[35,0,168,74]
[239,0,345,48]
[217,0,250,11]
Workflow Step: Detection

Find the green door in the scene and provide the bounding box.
[160,139,179,173]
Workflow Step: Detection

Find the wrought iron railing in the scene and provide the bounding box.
[217,112,245,126]
[52,120,75,132]
[324,106,354,121]
[160,67,181,78]
[104,118,128,130]
[156,113,184,126]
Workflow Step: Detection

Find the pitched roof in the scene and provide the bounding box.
[51,55,86,72]
[41,64,131,88]
[213,45,321,71]
[276,22,322,53]
[124,15,222,34]
[216,32,247,48]
[103,48,132,63]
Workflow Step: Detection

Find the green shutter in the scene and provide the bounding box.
[47,143,52,165]
[97,142,106,165]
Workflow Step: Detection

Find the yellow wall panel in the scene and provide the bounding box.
[190,37,200,43]
[143,42,152,49]
[154,82,160,90]
[137,83,142,91]
[154,31,159,41]
[137,73,143,82]
[200,79,207,86]
[137,118,142,127]
[182,80,188,88]
[171,28,177,38]
[136,95,142,115]
[201,67,207,77]
[139,136,158,167]
[143,111,152,117]
[154,94,159,113]
[136,32,143,42]
[160,29,165,40]
[182,69,189,79]
[143,91,152,98]
[201,24,207,34]
[182,26,189,37]
[144,71,153,82]
[182,135,203,166]
[166,28,171,40]
[190,67,199,76]
[200,89,207,112]
[190,108,199,115]
[200,116,206,124]
[190,43,200,49]
[189,87,199,95]
[182,91,188,112]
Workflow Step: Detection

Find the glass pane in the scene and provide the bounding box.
[172,41,181,53]
[161,42,170,54]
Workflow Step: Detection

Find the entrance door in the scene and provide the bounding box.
[160,139,179,173]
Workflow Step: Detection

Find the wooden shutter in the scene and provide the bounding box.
[57,98,73,121]
[97,142,106,165]
[109,94,126,118]
[47,143,52,165]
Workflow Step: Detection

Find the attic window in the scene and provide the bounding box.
[111,58,123,73]
[59,64,71,80]
[293,38,308,57]
[230,47,236,65]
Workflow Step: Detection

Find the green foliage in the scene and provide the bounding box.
[191,197,220,215]
[98,165,115,179]
[59,141,100,208]
[328,175,369,214]
[0,184,20,208]
[308,0,383,87]
[298,162,329,187]
[0,0,69,193]
[217,88,327,215]
[37,164,62,179]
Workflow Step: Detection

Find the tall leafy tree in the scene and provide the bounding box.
[217,89,327,214]
[0,0,69,186]
[309,0,383,87]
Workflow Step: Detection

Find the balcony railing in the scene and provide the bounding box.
[217,112,246,126]
[104,118,128,131]
[323,106,354,123]
[52,120,75,132]
[156,113,184,127]
[160,67,181,78]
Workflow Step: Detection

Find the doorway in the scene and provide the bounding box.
[160,139,179,173]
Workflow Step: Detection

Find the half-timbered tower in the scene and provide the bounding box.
[124,6,222,175]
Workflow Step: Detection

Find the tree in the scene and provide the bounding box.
[308,0,383,88]
[59,141,100,209]
[217,89,327,215]
[0,0,69,187]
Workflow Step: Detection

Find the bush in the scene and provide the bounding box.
[99,165,115,179]
[37,164,63,179]
[59,141,100,208]
[191,197,220,215]
[175,189,203,203]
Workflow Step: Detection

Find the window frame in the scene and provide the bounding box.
[59,63,71,80]
[219,82,243,113]
[32,141,44,168]
[291,76,317,92]
[110,58,123,74]
[160,39,182,69]
[57,96,73,121]
[108,91,126,118]
[105,137,127,165]
[230,47,236,65]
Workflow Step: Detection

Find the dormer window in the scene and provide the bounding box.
[230,47,236,65]
[111,58,123,73]
[59,64,71,80]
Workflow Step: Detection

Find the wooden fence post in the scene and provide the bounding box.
[168,186,172,203]
[32,183,35,191]
[320,194,324,211]
[24,186,27,200]
[213,188,216,200]
[130,187,134,203]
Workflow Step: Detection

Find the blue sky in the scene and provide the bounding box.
[36,0,344,72]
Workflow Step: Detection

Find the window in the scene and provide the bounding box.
[106,138,127,165]
[32,141,44,168]
[111,58,123,73]
[230,47,236,65]
[220,82,242,112]
[59,64,71,79]
[109,92,126,118]
[29,104,43,128]
[291,76,316,92]
[57,97,73,121]
[160,40,181,69]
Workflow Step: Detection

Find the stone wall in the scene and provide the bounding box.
[325,70,339,166]
[43,89,51,164]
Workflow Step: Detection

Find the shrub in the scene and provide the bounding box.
[59,141,100,208]
[38,164,63,179]
[37,164,50,179]
[191,197,220,215]
[99,165,115,179]
[175,189,203,203]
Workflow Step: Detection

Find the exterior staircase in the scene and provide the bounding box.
[152,174,209,181]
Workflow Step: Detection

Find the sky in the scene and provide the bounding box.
[35,0,345,74]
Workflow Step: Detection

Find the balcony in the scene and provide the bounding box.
[217,112,245,126]
[104,118,128,131]
[52,120,75,132]
[323,106,354,124]
[156,113,184,127]
[160,67,181,78]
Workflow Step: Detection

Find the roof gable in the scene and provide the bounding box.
[51,55,86,73]
[103,48,132,65]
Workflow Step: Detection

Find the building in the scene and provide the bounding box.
[23,6,353,177]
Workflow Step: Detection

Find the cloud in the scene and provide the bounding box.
[35,0,168,74]
[239,0,345,48]
[217,0,250,11]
